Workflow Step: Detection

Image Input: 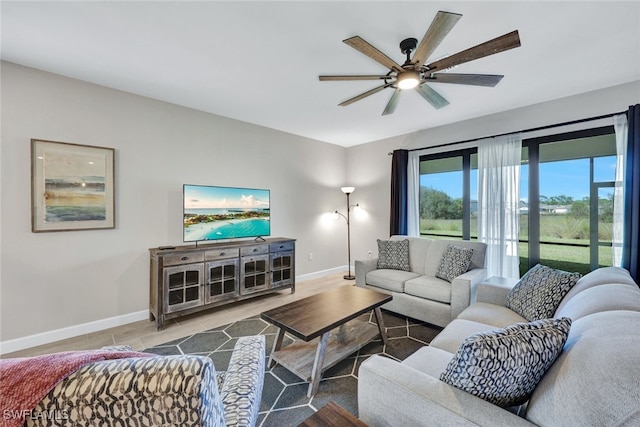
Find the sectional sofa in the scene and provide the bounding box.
[358,266,640,426]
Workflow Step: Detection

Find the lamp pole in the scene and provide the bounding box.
[341,187,356,280]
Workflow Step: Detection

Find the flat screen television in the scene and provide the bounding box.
[183,184,270,242]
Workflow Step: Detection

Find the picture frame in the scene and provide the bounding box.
[31,139,115,232]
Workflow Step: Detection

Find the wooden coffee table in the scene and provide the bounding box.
[261,285,392,397]
[298,401,367,426]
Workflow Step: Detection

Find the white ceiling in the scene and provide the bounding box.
[2,1,639,147]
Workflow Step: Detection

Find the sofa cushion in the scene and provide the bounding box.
[506,264,581,321]
[424,240,487,277]
[429,319,499,353]
[527,311,640,426]
[29,355,226,427]
[402,346,454,379]
[554,283,640,320]
[377,239,410,271]
[439,317,571,407]
[366,269,420,293]
[435,245,474,283]
[555,266,636,314]
[405,276,452,303]
[457,302,528,328]
[390,235,430,274]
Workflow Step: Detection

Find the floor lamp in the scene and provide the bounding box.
[335,186,357,280]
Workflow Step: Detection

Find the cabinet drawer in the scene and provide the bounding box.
[163,251,204,266]
[205,248,240,261]
[240,244,269,256]
[270,241,294,252]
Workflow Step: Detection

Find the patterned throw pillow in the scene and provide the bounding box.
[435,245,474,282]
[376,239,410,271]
[440,317,572,407]
[506,264,582,321]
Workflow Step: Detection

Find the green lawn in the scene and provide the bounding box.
[518,241,612,276]
[420,215,614,276]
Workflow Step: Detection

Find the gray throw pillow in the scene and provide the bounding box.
[506,264,581,321]
[440,317,572,407]
[376,239,410,271]
[435,244,474,282]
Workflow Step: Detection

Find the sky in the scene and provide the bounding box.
[184,185,270,209]
[421,157,617,202]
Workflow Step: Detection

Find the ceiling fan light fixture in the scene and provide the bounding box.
[397,70,420,90]
[319,12,521,114]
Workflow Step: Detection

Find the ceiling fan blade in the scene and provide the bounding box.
[343,36,404,73]
[430,73,504,86]
[319,75,389,81]
[412,11,462,68]
[382,89,401,116]
[424,30,521,74]
[415,83,450,109]
[339,84,391,107]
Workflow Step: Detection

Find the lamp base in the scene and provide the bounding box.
[344,275,355,280]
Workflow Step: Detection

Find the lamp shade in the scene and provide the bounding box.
[341,186,355,194]
[397,70,420,90]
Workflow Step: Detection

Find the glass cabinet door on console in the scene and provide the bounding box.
[241,254,269,295]
[206,259,239,303]
[164,264,204,313]
[271,251,293,289]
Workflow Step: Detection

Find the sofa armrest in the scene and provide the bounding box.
[358,355,534,427]
[355,258,378,287]
[476,277,519,306]
[220,335,265,427]
[450,268,487,319]
[29,355,223,426]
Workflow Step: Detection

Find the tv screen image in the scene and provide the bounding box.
[183,185,270,242]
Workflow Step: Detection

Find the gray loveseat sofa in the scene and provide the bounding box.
[355,236,487,327]
[358,267,640,426]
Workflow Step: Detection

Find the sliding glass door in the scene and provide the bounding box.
[419,127,617,276]
[527,130,616,275]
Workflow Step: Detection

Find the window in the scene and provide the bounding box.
[419,155,463,239]
[419,126,617,275]
[419,150,477,240]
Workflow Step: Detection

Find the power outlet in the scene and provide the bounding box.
[308,252,313,261]
[367,250,373,258]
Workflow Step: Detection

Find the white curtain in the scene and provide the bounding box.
[613,114,628,267]
[478,134,522,279]
[407,151,421,236]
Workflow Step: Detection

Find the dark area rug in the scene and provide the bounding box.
[144,309,442,426]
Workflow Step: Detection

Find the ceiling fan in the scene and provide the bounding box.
[319,11,521,115]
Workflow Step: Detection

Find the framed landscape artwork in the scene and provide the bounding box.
[31,139,115,232]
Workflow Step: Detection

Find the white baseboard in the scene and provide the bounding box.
[0,310,149,356]
[296,266,348,282]
[0,268,348,356]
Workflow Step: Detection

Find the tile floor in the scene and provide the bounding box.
[3,273,349,358]
[142,303,441,426]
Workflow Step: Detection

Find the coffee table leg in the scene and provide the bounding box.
[373,307,388,345]
[269,327,285,368]
[308,331,329,398]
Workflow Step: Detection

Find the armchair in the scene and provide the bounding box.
[25,335,265,427]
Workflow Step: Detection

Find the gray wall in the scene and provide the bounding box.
[346,80,640,264]
[0,61,348,345]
